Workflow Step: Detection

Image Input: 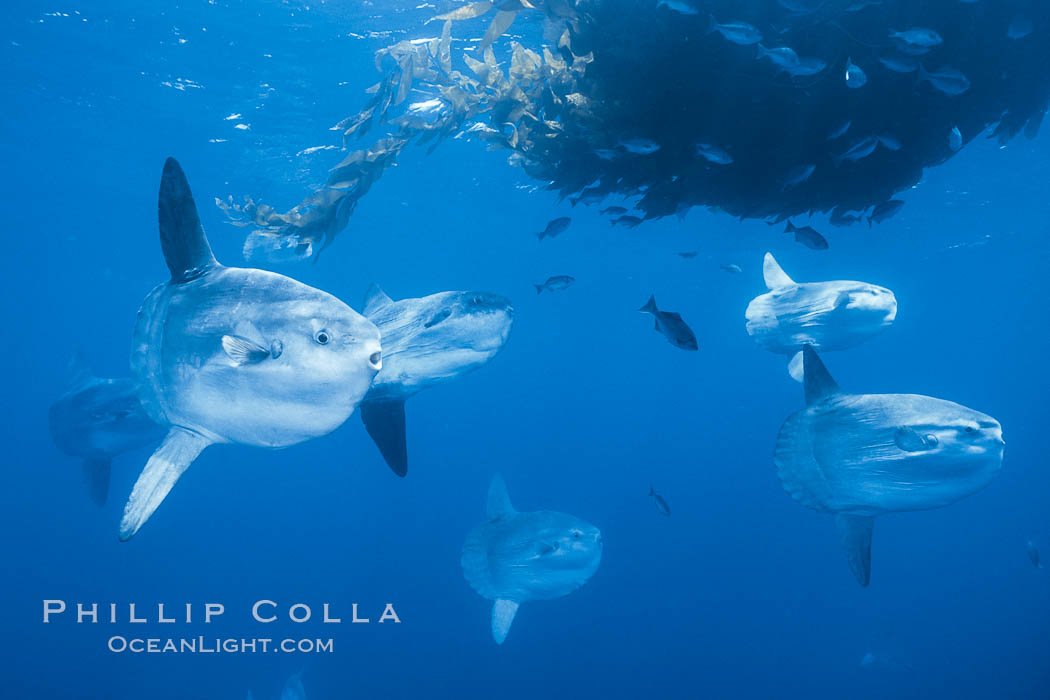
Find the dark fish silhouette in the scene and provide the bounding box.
[600,206,628,217]
[1026,540,1042,568]
[649,487,671,516]
[868,200,905,226]
[678,251,699,259]
[638,295,698,350]
[720,263,742,274]
[536,217,571,240]
[535,275,575,294]
[785,220,829,250]
[611,215,644,229]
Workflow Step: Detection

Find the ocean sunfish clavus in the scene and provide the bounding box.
[359,285,513,477]
[48,354,166,506]
[461,475,602,644]
[120,158,382,540]
[775,346,1004,586]
[746,252,896,380]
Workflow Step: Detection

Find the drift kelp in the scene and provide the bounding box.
[221,0,1050,258]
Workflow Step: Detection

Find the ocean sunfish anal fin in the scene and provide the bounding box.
[802,344,840,406]
[360,399,408,477]
[159,158,219,283]
[119,427,211,541]
[487,474,516,521]
[763,252,795,289]
[491,598,519,645]
[362,283,395,317]
[221,335,271,365]
[836,514,875,587]
[83,456,112,507]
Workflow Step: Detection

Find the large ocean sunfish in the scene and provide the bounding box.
[120,158,382,541]
[745,252,896,380]
[775,346,1004,586]
[461,475,602,644]
[359,285,513,477]
[48,354,166,506]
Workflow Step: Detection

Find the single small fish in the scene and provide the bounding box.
[835,135,879,164]
[678,251,699,259]
[536,217,571,240]
[720,263,743,274]
[845,57,867,88]
[787,57,827,76]
[918,64,970,96]
[894,426,939,452]
[756,43,800,72]
[890,28,943,48]
[877,134,902,151]
[949,126,962,152]
[611,215,644,228]
[619,138,661,155]
[594,148,621,160]
[600,206,628,217]
[868,199,905,226]
[638,295,699,350]
[1026,540,1042,568]
[649,487,671,516]
[879,54,919,73]
[785,220,829,250]
[829,208,863,227]
[535,275,575,294]
[780,164,816,190]
[696,143,733,164]
[1007,16,1033,40]
[571,189,605,207]
[708,20,763,46]
[657,0,699,15]
[827,120,852,140]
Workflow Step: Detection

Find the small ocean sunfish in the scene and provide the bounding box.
[638,295,699,351]
[649,487,671,516]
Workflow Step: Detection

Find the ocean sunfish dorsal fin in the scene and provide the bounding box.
[360,398,408,477]
[763,252,795,289]
[362,283,395,317]
[491,599,519,645]
[836,514,875,587]
[487,474,516,521]
[802,345,840,406]
[158,158,218,283]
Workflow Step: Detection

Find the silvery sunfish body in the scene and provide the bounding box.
[639,295,698,351]
[775,346,1004,586]
[746,253,896,380]
[121,158,382,540]
[359,285,513,477]
[461,475,602,644]
[48,356,166,506]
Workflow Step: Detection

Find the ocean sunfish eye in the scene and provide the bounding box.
[424,309,451,328]
[314,329,330,345]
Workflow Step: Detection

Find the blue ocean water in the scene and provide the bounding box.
[2,1,1049,698]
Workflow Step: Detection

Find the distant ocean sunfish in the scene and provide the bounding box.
[120,158,382,540]
[48,355,166,506]
[359,285,513,477]
[775,346,1004,586]
[745,252,897,380]
[461,475,602,644]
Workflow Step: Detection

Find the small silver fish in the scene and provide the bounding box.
[878,134,902,151]
[619,138,661,155]
[780,164,816,190]
[845,57,867,88]
[835,135,879,164]
[787,57,827,76]
[918,64,970,96]
[657,0,699,15]
[696,143,733,164]
[827,120,852,140]
[720,263,743,274]
[756,43,800,72]
[890,28,943,48]
[949,126,962,152]
[649,487,671,516]
[535,275,575,294]
[879,54,919,73]
[536,217,571,240]
[708,20,763,45]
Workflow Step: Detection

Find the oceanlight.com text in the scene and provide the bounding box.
[107,636,335,654]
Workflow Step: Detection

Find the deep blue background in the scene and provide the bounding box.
[1,1,1048,698]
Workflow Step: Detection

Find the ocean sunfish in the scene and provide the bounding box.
[745,252,896,380]
[775,346,1004,586]
[120,158,382,540]
[48,354,166,506]
[461,475,602,644]
[359,285,513,476]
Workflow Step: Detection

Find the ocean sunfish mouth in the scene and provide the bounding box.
[119,157,381,541]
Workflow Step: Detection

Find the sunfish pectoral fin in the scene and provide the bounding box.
[83,457,112,507]
[158,158,219,282]
[836,514,874,587]
[787,350,804,383]
[491,599,519,645]
[487,474,516,521]
[762,252,795,289]
[119,427,211,541]
[221,335,272,365]
[360,399,408,477]
[362,283,395,316]
[802,345,840,406]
